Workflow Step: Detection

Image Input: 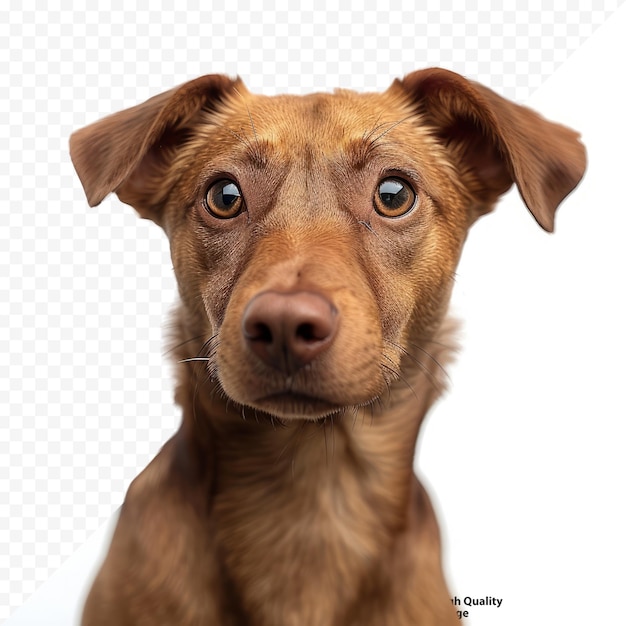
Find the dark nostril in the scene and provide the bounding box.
[242,290,338,373]
[247,322,273,343]
[296,323,317,342]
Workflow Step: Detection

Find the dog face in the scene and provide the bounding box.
[70,69,585,420]
[169,88,469,419]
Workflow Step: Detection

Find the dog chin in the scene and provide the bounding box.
[248,392,347,420]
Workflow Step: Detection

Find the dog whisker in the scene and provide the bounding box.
[191,379,201,426]
[361,114,384,142]
[384,339,448,390]
[357,219,380,238]
[163,333,209,356]
[412,347,450,383]
[362,117,401,150]
[380,359,419,403]
[323,418,330,465]
[217,123,256,156]
[243,98,260,151]
[372,394,386,413]
[404,338,454,379]
[370,116,413,146]
[415,337,455,351]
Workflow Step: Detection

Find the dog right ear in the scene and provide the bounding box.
[69,74,240,222]
[395,68,586,232]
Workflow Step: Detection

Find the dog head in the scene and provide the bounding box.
[70,69,585,419]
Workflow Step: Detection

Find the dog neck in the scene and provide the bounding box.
[166,313,456,625]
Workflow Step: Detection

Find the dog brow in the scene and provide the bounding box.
[343,117,412,171]
[343,137,399,171]
[344,135,381,170]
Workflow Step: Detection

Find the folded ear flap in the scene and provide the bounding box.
[69,74,240,221]
[397,68,586,231]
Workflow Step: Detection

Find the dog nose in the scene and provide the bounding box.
[242,291,338,373]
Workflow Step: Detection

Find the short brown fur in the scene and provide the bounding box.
[70,68,585,625]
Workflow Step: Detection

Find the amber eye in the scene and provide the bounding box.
[205,179,245,219]
[374,177,416,218]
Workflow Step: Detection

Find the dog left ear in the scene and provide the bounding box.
[395,68,586,231]
[70,74,240,222]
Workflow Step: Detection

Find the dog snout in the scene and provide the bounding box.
[242,291,338,374]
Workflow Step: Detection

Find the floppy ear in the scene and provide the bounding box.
[69,74,240,221]
[396,68,586,231]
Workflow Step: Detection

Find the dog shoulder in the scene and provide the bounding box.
[82,437,226,625]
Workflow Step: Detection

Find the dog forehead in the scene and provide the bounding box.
[188,86,453,208]
[220,89,419,160]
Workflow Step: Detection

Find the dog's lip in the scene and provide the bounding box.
[253,391,343,416]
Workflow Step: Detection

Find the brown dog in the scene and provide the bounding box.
[70,68,585,625]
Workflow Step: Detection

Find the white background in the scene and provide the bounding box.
[2,3,625,625]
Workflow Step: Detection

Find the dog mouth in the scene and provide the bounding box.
[251,390,345,419]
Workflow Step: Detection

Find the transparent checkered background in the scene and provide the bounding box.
[0,0,623,619]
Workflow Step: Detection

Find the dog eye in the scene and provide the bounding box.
[374,177,416,218]
[205,179,245,219]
